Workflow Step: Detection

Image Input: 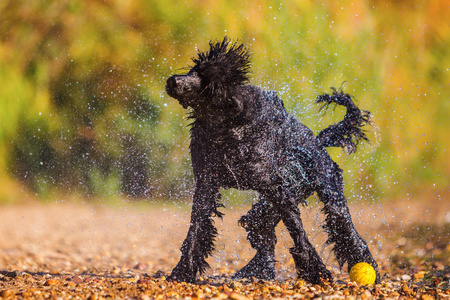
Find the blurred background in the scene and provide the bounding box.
[0,0,448,204]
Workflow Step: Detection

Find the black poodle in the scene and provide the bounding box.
[165,37,378,284]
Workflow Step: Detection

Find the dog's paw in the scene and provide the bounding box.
[167,272,196,284]
[233,263,276,281]
[233,252,276,280]
[167,263,197,283]
[289,247,333,284]
[299,265,333,285]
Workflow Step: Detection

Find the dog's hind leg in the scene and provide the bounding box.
[268,189,333,284]
[235,191,312,280]
[234,195,279,280]
[168,183,223,283]
[317,161,380,282]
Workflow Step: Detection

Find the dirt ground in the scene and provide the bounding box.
[0,196,448,299]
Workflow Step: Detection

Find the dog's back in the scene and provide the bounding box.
[188,83,323,194]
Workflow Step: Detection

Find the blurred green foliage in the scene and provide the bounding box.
[0,0,448,202]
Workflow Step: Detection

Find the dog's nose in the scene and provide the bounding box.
[166,76,178,90]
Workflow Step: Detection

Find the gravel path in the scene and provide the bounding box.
[0,198,448,299]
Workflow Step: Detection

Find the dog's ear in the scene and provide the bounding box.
[192,37,251,100]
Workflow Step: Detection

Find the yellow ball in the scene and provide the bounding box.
[349,262,376,285]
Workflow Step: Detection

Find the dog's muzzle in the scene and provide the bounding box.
[165,76,179,97]
[166,74,202,109]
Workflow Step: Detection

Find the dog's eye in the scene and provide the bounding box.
[187,71,200,81]
[188,69,199,76]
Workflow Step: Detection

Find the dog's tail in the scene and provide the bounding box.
[316,87,371,153]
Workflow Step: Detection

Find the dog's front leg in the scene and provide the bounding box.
[168,184,221,283]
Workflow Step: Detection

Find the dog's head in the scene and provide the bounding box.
[166,37,251,116]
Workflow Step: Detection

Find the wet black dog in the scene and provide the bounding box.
[165,37,378,284]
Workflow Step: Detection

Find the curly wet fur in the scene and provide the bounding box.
[165,37,378,284]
